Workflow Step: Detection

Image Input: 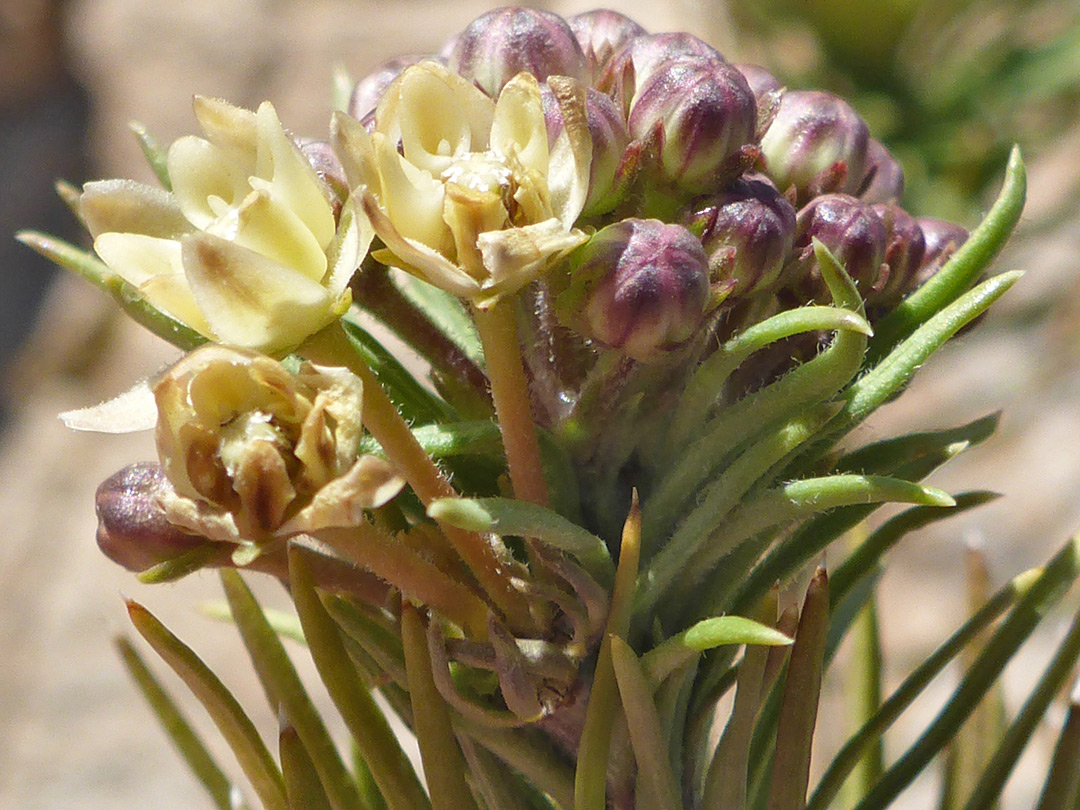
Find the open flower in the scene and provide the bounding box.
[333,60,592,308]
[152,345,403,547]
[80,97,373,354]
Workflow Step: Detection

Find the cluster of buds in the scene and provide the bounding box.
[26,7,1034,810]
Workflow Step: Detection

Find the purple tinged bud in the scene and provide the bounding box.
[684,176,797,298]
[733,63,782,100]
[96,462,212,573]
[914,217,968,286]
[760,90,870,205]
[858,138,905,204]
[788,193,887,301]
[568,9,647,83]
[557,218,711,361]
[869,202,925,303]
[628,57,758,194]
[348,55,427,120]
[542,83,631,216]
[599,32,726,114]
[449,7,588,98]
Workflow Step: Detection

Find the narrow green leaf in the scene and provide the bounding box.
[455,722,576,810]
[220,570,365,810]
[962,604,1080,810]
[610,636,684,810]
[850,536,1080,810]
[200,600,306,645]
[289,547,432,810]
[280,723,335,810]
[15,230,206,351]
[576,497,642,810]
[807,567,1035,810]
[323,596,407,688]
[55,179,83,221]
[845,596,885,805]
[456,735,535,810]
[767,569,829,810]
[427,496,614,585]
[331,65,353,113]
[125,599,287,810]
[837,413,1001,475]
[114,636,235,810]
[353,751,390,810]
[129,120,172,189]
[341,317,456,425]
[401,604,479,810]
[136,545,220,583]
[1035,679,1080,810]
[871,146,1025,355]
[358,422,502,460]
[642,617,792,687]
[668,304,873,456]
[393,272,484,366]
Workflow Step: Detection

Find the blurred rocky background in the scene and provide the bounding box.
[1,0,1078,808]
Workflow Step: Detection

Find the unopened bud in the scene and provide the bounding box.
[733,63,782,99]
[568,9,647,82]
[557,218,711,361]
[858,138,905,204]
[599,32,726,113]
[760,90,870,205]
[869,202,925,304]
[542,83,631,216]
[628,57,757,194]
[913,217,968,286]
[684,175,796,298]
[96,462,212,573]
[448,7,587,98]
[787,193,887,301]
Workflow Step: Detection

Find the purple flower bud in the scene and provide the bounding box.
[348,55,426,120]
[868,202,925,303]
[858,138,905,204]
[599,32,726,114]
[760,90,870,205]
[684,175,797,298]
[557,218,711,361]
[96,462,212,573]
[448,7,588,98]
[628,57,757,194]
[542,83,631,216]
[568,9,647,83]
[787,193,887,301]
[733,63,782,100]
[913,217,968,286]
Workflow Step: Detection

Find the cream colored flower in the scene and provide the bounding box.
[333,60,592,308]
[153,345,403,546]
[80,98,372,354]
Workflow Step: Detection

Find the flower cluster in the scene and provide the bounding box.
[23,7,1074,810]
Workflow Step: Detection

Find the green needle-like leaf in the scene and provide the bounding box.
[15,231,206,351]
[125,599,288,810]
[401,604,479,810]
[1036,679,1080,810]
[871,146,1025,356]
[961,604,1080,810]
[289,547,432,810]
[427,496,614,584]
[642,616,792,686]
[837,412,1001,476]
[136,545,220,584]
[393,272,484,366]
[220,570,366,810]
[114,636,235,810]
[850,535,1080,810]
[129,120,172,189]
[280,722,335,810]
[610,636,684,810]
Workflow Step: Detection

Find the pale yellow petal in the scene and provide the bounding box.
[253,101,336,250]
[491,72,549,180]
[476,219,588,307]
[278,455,405,534]
[181,232,338,353]
[208,188,327,282]
[373,132,451,252]
[93,232,212,335]
[80,179,191,240]
[168,136,250,230]
[330,111,380,191]
[545,76,593,228]
[192,96,258,158]
[395,65,474,175]
[324,195,374,296]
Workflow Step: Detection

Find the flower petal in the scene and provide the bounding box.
[192,96,258,158]
[94,232,212,335]
[168,136,250,230]
[253,101,337,250]
[476,218,588,306]
[80,179,192,240]
[60,379,157,433]
[323,195,374,297]
[180,232,340,353]
[330,111,380,191]
[491,72,549,180]
[278,455,405,534]
[545,76,593,228]
[372,132,451,252]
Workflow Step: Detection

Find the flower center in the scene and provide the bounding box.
[441,151,513,195]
